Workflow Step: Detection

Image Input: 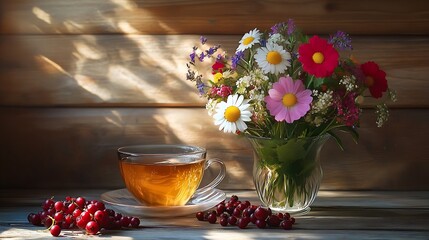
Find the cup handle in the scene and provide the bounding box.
[195,158,226,195]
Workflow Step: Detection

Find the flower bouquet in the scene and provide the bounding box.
[186,20,396,213]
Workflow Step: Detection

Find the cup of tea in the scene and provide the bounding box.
[117,144,226,206]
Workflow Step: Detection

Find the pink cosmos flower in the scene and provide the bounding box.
[264,76,313,123]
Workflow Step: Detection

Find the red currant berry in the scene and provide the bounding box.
[94,201,105,211]
[72,208,82,219]
[255,219,266,229]
[219,217,228,226]
[54,212,64,222]
[64,214,73,225]
[207,213,217,224]
[86,204,98,215]
[75,197,86,209]
[114,212,123,221]
[27,213,42,226]
[290,217,296,224]
[254,207,269,220]
[93,210,105,224]
[54,201,64,212]
[216,204,225,215]
[130,217,140,228]
[280,220,293,230]
[67,203,76,214]
[47,208,56,217]
[85,221,100,235]
[43,199,54,211]
[120,216,131,228]
[249,213,257,224]
[242,207,254,218]
[50,224,61,237]
[230,195,239,202]
[283,212,291,220]
[228,216,237,226]
[80,211,92,222]
[232,208,242,218]
[237,217,250,229]
[44,217,53,229]
[267,215,281,227]
[196,212,205,221]
[104,208,115,217]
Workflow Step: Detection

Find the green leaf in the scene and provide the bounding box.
[276,139,306,165]
[313,77,326,88]
[328,131,345,151]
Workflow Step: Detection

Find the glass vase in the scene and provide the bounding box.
[247,134,330,215]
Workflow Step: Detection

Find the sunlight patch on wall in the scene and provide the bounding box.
[75,74,112,101]
[35,55,71,76]
[107,65,171,102]
[117,20,140,34]
[32,7,51,24]
[73,41,105,60]
[110,0,138,11]
[105,110,124,128]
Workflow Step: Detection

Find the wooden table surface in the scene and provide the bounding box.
[1,189,428,239]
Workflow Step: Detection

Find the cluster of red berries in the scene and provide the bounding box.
[196,195,295,230]
[27,196,140,237]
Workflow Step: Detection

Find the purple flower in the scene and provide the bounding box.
[328,31,352,50]
[197,82,205,95]
[270,22,284,34]
[199,52,205,62]
[205,45,220,57]
[200,36,207,45]
[264,76,312,123]
[286,19,296,35]
[231,51,244,69]
[189,51,196,63]
[259,38,267,47]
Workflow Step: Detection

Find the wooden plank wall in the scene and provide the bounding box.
[1,0,428,190]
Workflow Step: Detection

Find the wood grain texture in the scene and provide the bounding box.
[0,107,427,190]
[1,35,428,107]
[1,0,429,34]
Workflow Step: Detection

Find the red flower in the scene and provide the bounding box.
[298,35,339,77]
[212,61,225,74]
[360,61,388,98]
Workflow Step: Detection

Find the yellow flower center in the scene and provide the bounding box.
[312,52,324,64]
[213,72,223,83]
[282,93,297,107]
[365,76,374,87]
[243,37,255,46]
[266,51,282,65]
[224,106,241,122]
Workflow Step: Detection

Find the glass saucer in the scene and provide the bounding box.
[100,188,226,218]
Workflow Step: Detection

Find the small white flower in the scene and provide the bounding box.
[254,42,291,74]
[339,76,358,92]
[236,28,261,52]
[268,33,284,45]
[206,99,218,116]
[213,94,252,133]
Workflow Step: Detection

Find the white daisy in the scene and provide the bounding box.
[236,28,261,52]
[254,42,291,74]
[213,94,252,133]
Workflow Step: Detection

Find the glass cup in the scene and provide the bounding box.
[117,145,226,206]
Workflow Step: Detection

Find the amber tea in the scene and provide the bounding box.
[119,157,205,206]
[118,145,225,207]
